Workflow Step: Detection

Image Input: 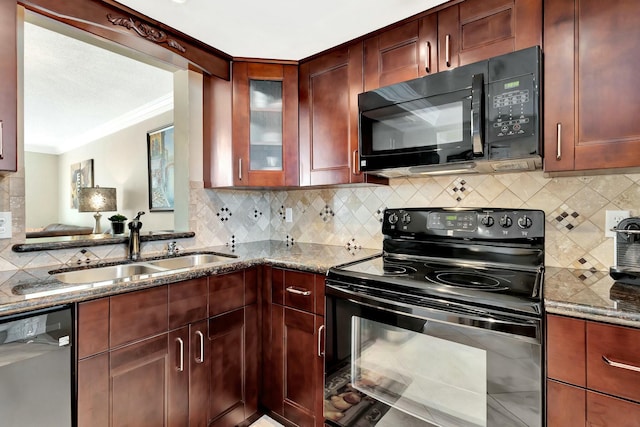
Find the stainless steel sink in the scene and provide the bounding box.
[53,264,165,284]
[146,253,231,270]
[51,252,237,284]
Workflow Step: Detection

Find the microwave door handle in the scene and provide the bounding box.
[471,73,484,156]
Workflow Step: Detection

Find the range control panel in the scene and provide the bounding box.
[383,208,545,239]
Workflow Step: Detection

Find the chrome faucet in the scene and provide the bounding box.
[128,211,145,261]
[167,241,179,256]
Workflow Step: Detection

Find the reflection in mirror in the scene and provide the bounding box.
[22,12,187,243]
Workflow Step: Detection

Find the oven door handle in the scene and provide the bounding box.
[471,73,484,156]
[327,284,541,343]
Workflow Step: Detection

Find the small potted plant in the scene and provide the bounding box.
[108,213,127,235]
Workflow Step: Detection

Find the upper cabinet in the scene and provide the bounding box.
[232,62,299,187]
[299,44,365,186]
[363,15,438,91]
[438,0,542,70]
[0,0,17,172]
[544,0,640,173]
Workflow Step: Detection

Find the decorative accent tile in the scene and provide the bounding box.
[69,249,97,265]
[278,205,286,220]
[320,205,335,222]
[570,256,608,285]
[547,203,584,233]
[216,207,232,222]
[285,235,295,246]
[252,209,263,220]
[346,238,362,254]
[227,235,236,248]
[446,178,473,202]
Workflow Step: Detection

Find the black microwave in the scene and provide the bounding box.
[358,46,541,177]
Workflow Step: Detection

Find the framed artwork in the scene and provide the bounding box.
[147,125,175,212]
[70,159,94,209]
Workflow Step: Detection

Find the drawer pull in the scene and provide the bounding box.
[286,286,311,296]
[195,330,205,364]
[176,337,184,372]
[602,355,640,373]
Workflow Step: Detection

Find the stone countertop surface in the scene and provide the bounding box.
[0,240,380,317]
[545,267,640,328]
[2,239,640,328]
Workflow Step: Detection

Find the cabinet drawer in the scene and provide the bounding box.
[587,321,640,403]
[209,270,245,317]
[110,287,168,348]
[78,298,110,359]
[546,314,586,386]
[587,390,640,427]
[273,269,316,313]
[169,277,208,329]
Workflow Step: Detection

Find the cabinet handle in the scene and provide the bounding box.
[318,325,325,357]
[556,123,562,160]
[176,337,184,372]
[425,42,431,73]
[0,121,3,159]
[286,286,311,296]
[445,34,451,67]
[195,330,205,364]
[602,355,640,373]
[238,158,243,181]
[352,150,360,175]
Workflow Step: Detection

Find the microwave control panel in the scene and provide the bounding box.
[487,73,536,141]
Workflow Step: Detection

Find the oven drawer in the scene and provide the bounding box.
[272,269,324,315]
[587,321,640,403]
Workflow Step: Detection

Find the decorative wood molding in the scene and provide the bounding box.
[106,14,186,53]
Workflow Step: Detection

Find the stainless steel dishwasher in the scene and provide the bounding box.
[0,305,73,426]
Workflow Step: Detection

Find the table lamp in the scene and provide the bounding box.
[78,186,117,234]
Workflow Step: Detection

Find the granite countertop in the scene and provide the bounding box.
[2,239,640,328]
[545,267,640,328]
[0,240,380,317]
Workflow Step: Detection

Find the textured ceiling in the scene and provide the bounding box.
[115,0,449,60]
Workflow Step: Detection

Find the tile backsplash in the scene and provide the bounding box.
[4,170,640,271]
[190,171,640,271]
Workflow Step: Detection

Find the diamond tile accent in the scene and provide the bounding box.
[547,204,584,233]
[69,249,98,266]
[446,178,473,202]
[217,207,232,222]
[346,238,362,254]
[320,205,335,222]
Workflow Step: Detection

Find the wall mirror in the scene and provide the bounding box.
[19,7,197,249]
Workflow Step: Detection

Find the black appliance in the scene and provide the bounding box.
[358,47,541,177]
[324,207,545,427]
[610,216,640,284]
[0,305,73,426]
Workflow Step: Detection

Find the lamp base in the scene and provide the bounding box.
[93,212,103,234]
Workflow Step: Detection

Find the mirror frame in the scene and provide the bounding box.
[15,0,230,252]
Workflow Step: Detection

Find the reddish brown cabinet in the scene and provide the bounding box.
[77,272,257,427]
[262,267,325,427]
[438,0,541,70]
[544,0,640,173]
[0,0,17,172]
[546,314,640,426]
[363,14,438,91]
[299,43,367,186]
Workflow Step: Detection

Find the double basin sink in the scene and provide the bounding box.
[51,252,237,285]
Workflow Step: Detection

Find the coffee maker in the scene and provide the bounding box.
[610,217,640,284]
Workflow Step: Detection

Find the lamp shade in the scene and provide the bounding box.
[78,187,117,213]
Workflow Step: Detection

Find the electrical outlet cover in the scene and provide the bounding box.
[605,210,630,238]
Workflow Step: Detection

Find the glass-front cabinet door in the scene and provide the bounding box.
[232,62,298,187]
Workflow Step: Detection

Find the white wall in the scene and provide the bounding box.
[52,110,175,232]
[24,151,59,229]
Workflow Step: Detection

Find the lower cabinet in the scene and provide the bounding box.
[77,270,258,427]
[546,314,640,426]
[262,267,325,427]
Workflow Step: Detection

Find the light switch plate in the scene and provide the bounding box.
[605,210,630,238]
[285,208,293,223]
[0,212,11,239]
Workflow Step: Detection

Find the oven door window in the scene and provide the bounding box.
[351,317,487,427]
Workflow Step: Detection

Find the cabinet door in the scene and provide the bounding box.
[546,380,585,427]
[232,62,298,187]
[208,308,246,425]
[77,353,109,427]
[299,43,363,186]
[282,307,323,427]
[587,390,640,427]
[189,319,210,427]
[0,0,17,172]
[544,0,640,173]
[363,15,437,91]
[110,334,169,427]
[169,327,190,427]
[438,0,541,70]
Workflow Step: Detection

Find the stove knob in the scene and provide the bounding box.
[499,215,513,228]
[518,215,533,229]
[388,212,399,224]
[481,215,495,227]
[401,212,412,224]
